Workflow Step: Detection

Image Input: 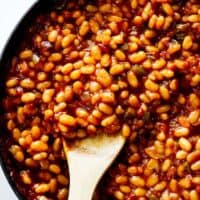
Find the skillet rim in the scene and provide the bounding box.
[0,1,49,200]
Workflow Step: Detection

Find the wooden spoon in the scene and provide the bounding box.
[63,133,125,200]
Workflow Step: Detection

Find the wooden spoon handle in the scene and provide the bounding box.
[67,152,102,200]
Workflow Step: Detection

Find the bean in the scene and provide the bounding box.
[61,63,73,75]
[169,179,178,192]
[31,126,41,139]
[20,50,33,59]
[33,152,48,161]
[130,176,145,187]
[176,150,187,160]
[48,53,62,62]
[156,16,165,29]
[111,34,124,47]
[48,30,58,43]
[162,3,174,16]
[61,34,76,48]
[57,175,69,185]
[21,92,36,103]
[56,91,66,103]
[196,140,200,150]
[49,178,57,193]
[152,59,166,69]
[128,42,138,53]
[120,185,131,194]
[189,94,200,108]
[183,36,193,50]
[89,81,101,92]
[6,78,19,88]
[188,110,200,124]
[146,159,159,171]
[101,91,115,103]
[30,141,48,152]
[86,5,98,12]
[91,45,101,61]
[146,173,159,187]
[58,123,68,133]
[15,151,25,162]
[57,188,68,200]
[127,71,138,88]
[154,181,167,191]
[70,69,81,80]
[53,104,64,113]
[96,69,112,87]
[101,114,117,127]
[134,188,146,197]
[142,3,152,20]
[115,50,126,61]
[20,171,32,185]
[182,190,190,199]
[52,138,61,153]
[98,103,113,115]
[129,51,146,63]
[42,89,55,103]
[110,64,125,75]
[187,151,200,163]
[79,21,90,36]
[44,109,54,119]
[76,15,86,26]
[89,19,99,34]
[144,29,156,39]
[179,177,192,189]
[191,160,200,171]
[114,191,124,200]
[188,14,199,22]
[122,124,131,137]
[12,128,21,142]
[174,127,189,137]
[174,59,186,70]
[178,137,192,152]
[7,120,15,131]
[83,56,95,65]
[35,183,50,194]
[159,86,170,100]
[81,65,95,75]
[49,164,61,174]
[59,114,76,126]
[44,62,55,72]
[161,159,171,172]
[63,86,73,101]
[73,81,83,94]
[192,177,200,185]
[20,78,35,89]
[144,79,159,92]
[25,158,37,167]
[189,190,199,200]
[168,41,181,54]
[131,0,138,9]
[115,175,128,184]
[100,54,110,67]
[191,74,200,86]
[99,3,112,13]
[160,69,174,78]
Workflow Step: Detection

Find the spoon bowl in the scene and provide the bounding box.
[63,133,125,200]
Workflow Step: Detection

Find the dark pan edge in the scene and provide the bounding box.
[0,1,42,200]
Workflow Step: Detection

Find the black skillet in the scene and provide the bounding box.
[0,1,67,199]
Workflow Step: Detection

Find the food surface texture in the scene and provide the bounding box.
[2,0,200,199]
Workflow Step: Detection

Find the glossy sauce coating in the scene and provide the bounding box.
[2,0,200,199]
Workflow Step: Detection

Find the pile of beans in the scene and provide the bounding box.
[2,0,200,199]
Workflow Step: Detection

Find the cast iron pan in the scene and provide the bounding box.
[0,1,67,199]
